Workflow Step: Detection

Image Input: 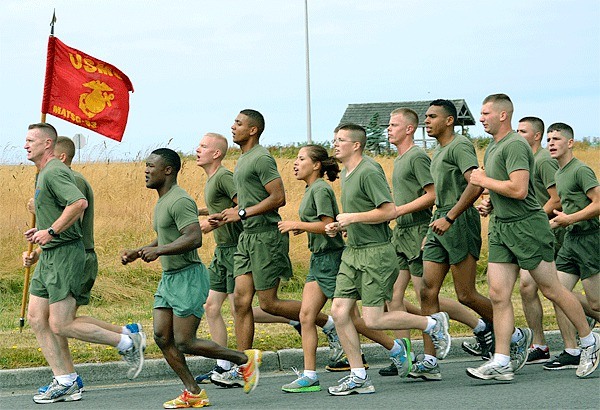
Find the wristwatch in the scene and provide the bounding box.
[238,208,247,220]
[47,227,60,238]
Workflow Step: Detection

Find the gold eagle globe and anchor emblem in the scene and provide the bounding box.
[79,80,115,118]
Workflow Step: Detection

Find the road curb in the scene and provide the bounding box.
[0,330,588,390]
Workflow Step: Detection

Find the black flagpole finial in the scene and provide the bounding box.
[50,9,56,36]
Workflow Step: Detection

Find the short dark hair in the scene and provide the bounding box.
[335,123,367,149]
[151,148,181,173]
[429,99,457,125]
[55,136,76,164]
[240,109,265,137]
[28,123,58,143]
[519,116,545,136]
[547,122,574,140]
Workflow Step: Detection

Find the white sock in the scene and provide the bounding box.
[424,316,436,333]
[389,340,403,356]
[322,316,335,332]
[580,332,595,348]
[122,325,132,335]
[217,359,232,370]
[493,353,510,366]
[116,334,133,352]
[55,374,75,386]
[473,319,486,334]
[217,359,231,370]
[303,370,317,379]
[511,328,522,343]
[350,368,367,379]
[565,348,582,356]
[423,354,437,365]
[532,344,548,351]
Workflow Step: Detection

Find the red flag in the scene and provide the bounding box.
[41,36,134,142]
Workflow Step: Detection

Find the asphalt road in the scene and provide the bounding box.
[2,357,598,410]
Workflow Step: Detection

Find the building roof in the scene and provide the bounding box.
[339,99,476,129]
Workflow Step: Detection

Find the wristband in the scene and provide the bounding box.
[444,215,455,224]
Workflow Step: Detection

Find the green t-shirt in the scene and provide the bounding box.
[204,166,243,247]
[430,134,479,210]
[533,148,559,208]
[72,170,94,250]
[484,131,541,220]
[341,158,393,247]
[555,157,600,234]
[299,178,345,254]
[392,145,433,227]
[34,158,84,249]
[233,145,283,230]
[153,185,202,271]
[362,154,384,174]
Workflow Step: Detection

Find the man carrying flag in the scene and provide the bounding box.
[23,123,145,404]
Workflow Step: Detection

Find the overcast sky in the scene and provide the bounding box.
[1,0,599,163]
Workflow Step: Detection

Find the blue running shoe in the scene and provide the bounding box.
[33,379,82,404]
[38,375,84,394]
[125,322,143,333]
[390,338,412,378]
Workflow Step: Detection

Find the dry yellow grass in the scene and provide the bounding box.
[0,146,597,368]
[3,147,597,279]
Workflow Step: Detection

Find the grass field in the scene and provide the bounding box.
[0,146,597,369]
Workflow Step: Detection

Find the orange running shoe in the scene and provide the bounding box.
[241,349,263,394]
[163,389,210,408]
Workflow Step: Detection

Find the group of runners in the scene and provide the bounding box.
[22,93,598,407]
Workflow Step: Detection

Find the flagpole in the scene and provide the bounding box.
[20,11,55,332]
[304,0,312,144]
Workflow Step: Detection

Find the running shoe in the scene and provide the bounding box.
[390,338,412,378]
[327,374,375,396]
[510,327,533,373]
[407,354,442,381]
[429,312,451,359]
[163,389,210,409]
[241,349,262,393]
[195,365,227,384]
[210,366,243,388]
[38,375,84,394]
[323,326,343,365]
[292,322,302,335]
[325,353,369,372]
[125,322,143,334]
[466,361,514,381]
[378,362,398,376]
[577,332,600,378]
[474,320,494,360]
[120,331,146,379]
[543,351,581,370]
[281,368,321,393]
[586,315,597,330]
[461,339,482,357]
[33,379,82,404]
[526,346,550,365]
